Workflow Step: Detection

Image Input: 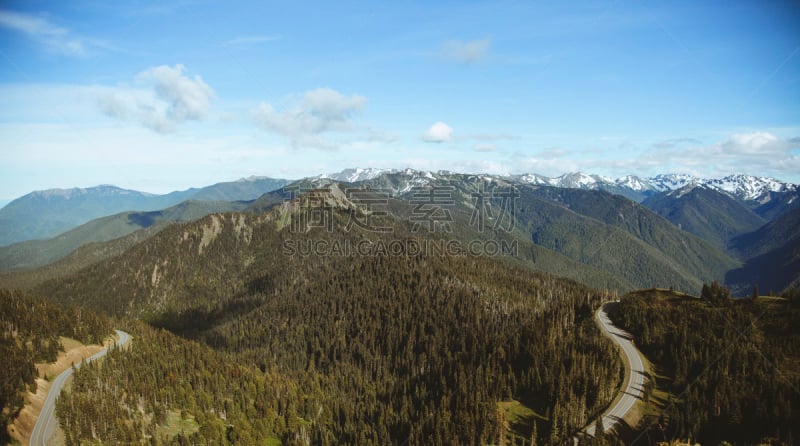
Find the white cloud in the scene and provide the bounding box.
[718,131,787,156]
[673,131,800,177]
[505,131,800,181]
[253,88,366,149]
[440,38,491,63]
[423,121,453,143]
[137,65,214,121]
[99,64,214,133]
[0,10,97,56]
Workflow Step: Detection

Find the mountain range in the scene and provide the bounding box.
[320,168,798,204]
[3,169,796,249]
[1,167,798,296]
[4,167,798,446]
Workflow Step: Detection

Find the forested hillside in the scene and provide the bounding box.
[610,287,800,444]
[29,187,624,444]
[11,180,795,444]
[0,290,111,443]
[31,184,608,316]
[55,248,623,444]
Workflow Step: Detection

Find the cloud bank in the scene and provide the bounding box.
[99,64,214,133]
[508,131,800,181]
[253,88,366,149]
[667,132,800,177]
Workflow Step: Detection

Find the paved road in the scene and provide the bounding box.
[29,330,130,446]
[581,303,646,439]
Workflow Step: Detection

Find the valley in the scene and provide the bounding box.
[3,3,798,443]
[1,169,798,445]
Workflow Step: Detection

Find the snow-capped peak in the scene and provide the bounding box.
[314,168,797,204]
[319,167,392,183]
[614,175,652,191]
[705,174,793,201]
[517,173,551,185]
[647,174,701,192]
[550,172,611,189]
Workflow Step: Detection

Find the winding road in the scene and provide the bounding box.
[580,302,647,439]
[29,329,130,446]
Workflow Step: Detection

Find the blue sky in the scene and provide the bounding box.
[1,0,799,199]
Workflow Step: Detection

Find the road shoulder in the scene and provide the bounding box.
[8,333,119,445]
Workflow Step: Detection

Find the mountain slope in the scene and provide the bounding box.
[0,200,249,272]
[253,175,737,293]
[34,184,623,315]
[752,189,800,220]
[642,185,765,249]
[34,186,624,444]
[515,185,739,292]
[726,208,800,293]
[729,207,800,260]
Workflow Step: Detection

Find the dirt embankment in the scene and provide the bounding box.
[9,335,116,445]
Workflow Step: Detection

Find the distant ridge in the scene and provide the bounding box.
[0,200,250,272]
[0,177,289,246]
[2,168,796,247]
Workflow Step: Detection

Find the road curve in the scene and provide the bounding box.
[29,329,131,446]
[580,302,646,439]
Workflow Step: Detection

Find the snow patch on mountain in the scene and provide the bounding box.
[616,175,652,191]
[706,174,793,201]
[319,167,392,182]
[320,168,797,204]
